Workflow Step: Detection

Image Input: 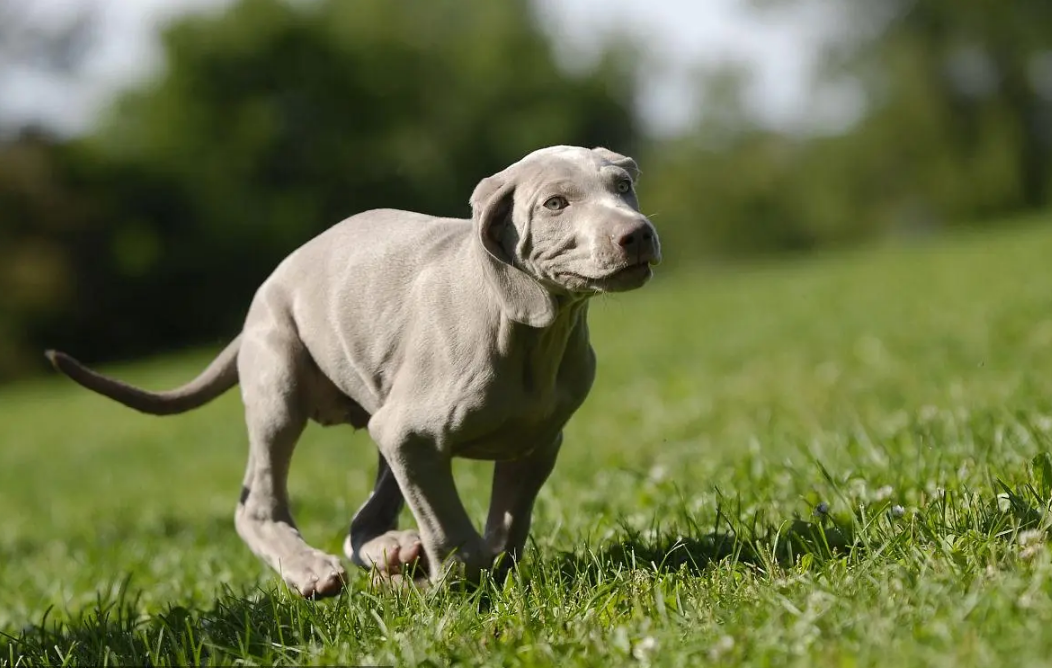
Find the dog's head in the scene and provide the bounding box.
[471,145,661,327]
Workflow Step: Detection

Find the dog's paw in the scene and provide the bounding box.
[369,570,432,592]
[279,549,347,599]
[430,541,495,586]
[345,530,425,577]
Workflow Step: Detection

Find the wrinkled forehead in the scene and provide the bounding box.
[511,147,626,193]
[517,146,601,173]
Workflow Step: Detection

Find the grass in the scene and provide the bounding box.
[3,218,1052,666]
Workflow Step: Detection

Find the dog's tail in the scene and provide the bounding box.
[44,336,242,416]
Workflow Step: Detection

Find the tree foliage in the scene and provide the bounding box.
[3,0,1052,381]
[0,0,637,378]
[639,0,1052,261]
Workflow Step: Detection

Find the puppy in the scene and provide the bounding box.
[47,145,661,596]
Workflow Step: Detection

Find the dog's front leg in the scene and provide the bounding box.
[483,432,562,573]
[370,414,492,584]
[344,451,426,582]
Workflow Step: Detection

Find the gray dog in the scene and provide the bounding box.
[46,145,661,597]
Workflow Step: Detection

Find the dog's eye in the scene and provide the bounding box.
[543,196,568,211]
[616,179,632,194]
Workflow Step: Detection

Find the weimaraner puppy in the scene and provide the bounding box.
[45,145,661,597]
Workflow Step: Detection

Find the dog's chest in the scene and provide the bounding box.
[453,393,575,459]
[453,347,595,460]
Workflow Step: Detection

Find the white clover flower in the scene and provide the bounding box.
[633,636,659,662]
[997,493,1012,513]
[1018,529,1044,547]
[919,405,939,422]
[1020,545,1043,561]
[708,635,735,661]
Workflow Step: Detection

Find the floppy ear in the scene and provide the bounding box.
[470,174,557,328]
[592,146,641,184]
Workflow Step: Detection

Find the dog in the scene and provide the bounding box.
[46,145,661,597]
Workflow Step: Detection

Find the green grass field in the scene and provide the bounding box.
[3,219,1052,667]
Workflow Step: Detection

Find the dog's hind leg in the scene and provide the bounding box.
[234,329,347,598]
[344,452,425,582]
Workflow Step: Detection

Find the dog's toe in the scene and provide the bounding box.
[393,536,422,566]
[371,570,431,591]
[351,530,425,576]
[283,551,347,599]
[306,571,345,599]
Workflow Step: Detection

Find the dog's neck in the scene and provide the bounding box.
[503,296,591,396]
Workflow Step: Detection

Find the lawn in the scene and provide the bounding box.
[3,219,1052,667]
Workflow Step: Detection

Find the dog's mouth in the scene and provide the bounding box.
[559,260,655,293]
[610,260,652,279]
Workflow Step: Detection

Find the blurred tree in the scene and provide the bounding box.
[639,62,880,260]
[834,0,1052,209]
[757,0,1052,222]
[0,0,639,380]
[640,0,1052,263]
[0,1,99,376]
[15,0,1048,381]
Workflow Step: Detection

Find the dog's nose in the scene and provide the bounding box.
[613,221,659,263]
[615,225,653,249]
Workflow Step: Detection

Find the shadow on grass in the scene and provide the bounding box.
[2,519,856,664]
[8,464,1051,664]
[549,456,1052,587]
[0,577,346,666]
[551,513,859,586]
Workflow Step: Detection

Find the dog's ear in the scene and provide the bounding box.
[592,146,641,184]
[470,173,557,328]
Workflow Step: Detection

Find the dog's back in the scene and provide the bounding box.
[247,208,481,413]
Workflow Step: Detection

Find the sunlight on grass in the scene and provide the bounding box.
[3,222,1052,666]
